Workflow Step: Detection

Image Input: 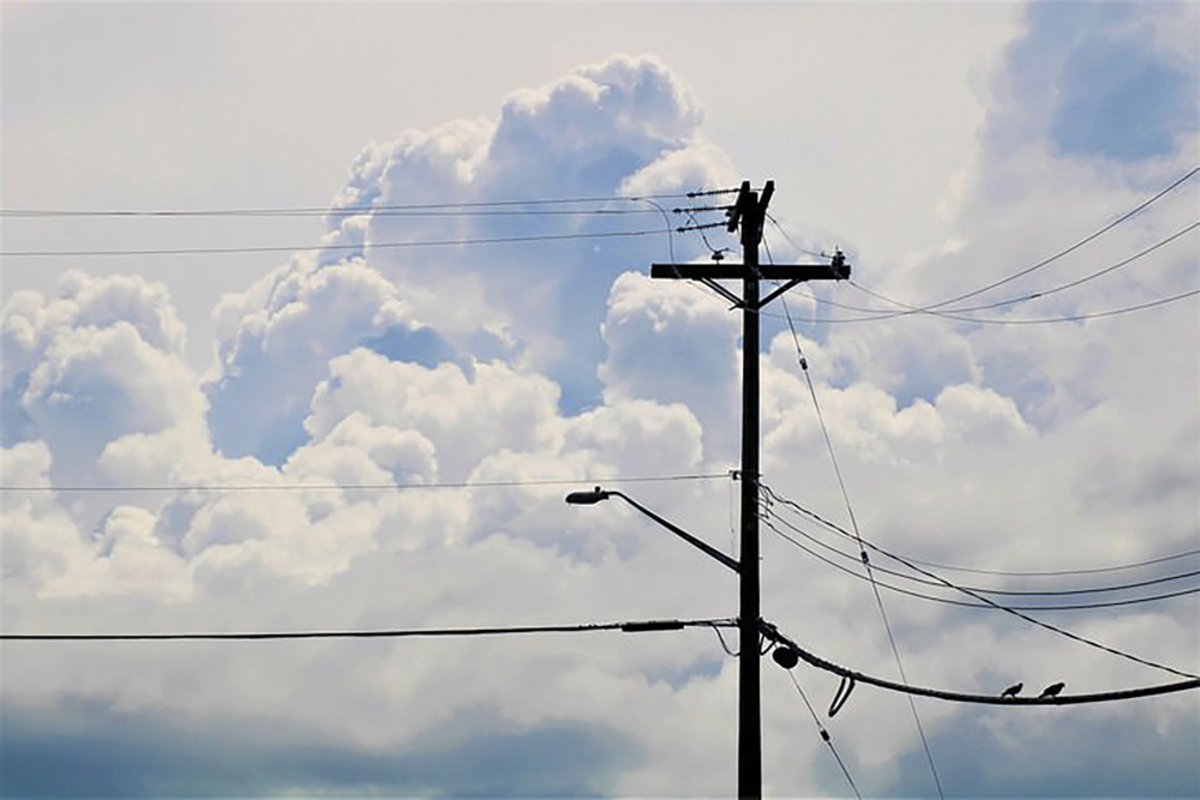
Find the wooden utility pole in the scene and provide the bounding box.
[650,181,849,799]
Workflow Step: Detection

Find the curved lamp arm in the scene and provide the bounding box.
[566,487,740,574]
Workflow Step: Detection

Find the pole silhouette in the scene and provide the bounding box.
[651,180,849,798]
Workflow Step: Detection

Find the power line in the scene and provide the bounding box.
[761,513,1200,611]
[782,670,863,799]
[5,208,663,220]
[1,617,736,642]
[760,240,945,800]
[896,166,1198,310]
[0,472,732,494]
[762,287,1200,326]
[760,166,1199,325]
[762,487,1200,680]
[896,546,1200,579]
[855,166,1200,318]
[0,191,706,218]
[761,621,1200,707]
[0,228,667,259]
[759,508,1200,597]
[844,220,1200,320]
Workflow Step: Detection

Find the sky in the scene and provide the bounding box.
[2,1,1198,798]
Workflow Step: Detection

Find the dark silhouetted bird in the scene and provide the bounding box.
[1000,682,1023,698]
[1038,681,1066,698]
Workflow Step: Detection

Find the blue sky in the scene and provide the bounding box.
[2,2,1198,797]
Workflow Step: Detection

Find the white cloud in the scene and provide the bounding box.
[601,270,740,459]
[2,15,1197,798]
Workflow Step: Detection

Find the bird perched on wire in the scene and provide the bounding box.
[1038,681,1066,698]
[1000,682,1023,698]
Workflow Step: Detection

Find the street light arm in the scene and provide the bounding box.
[607,491,741,574]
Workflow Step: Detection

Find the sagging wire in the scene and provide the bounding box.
[762,487,1200,680]
[709,622,739,657]
[762,231,946,800]
[761,621,1200,706]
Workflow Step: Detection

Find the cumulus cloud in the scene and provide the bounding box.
[2,273,206,491]
[3,32,1197,799]
[983,2,1198,163]
[201,55,738,466]
[206,258,460,463]
[600,270,740,459]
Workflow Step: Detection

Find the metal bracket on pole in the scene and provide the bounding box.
[641,180,852,800]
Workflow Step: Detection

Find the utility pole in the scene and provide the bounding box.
[650,181,849,799]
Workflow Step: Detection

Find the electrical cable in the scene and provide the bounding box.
[761,288,1200,326]
[761,167,1199,325]
[0,472,732,494]
[758,507,1200,597]
[708,622,740,657]
[762,233,945,800]
[761,513,1200,611]
[1,617,737,642]
[0,227,668,259]
[859,166,1199,316]
[761,622,1200,707]
[843,220,1200,320]
[784,670,863,799]
[0,192,708,218]
[761,214,1200,325]
[762,213,831,260]
[857,544,1200,579]
[762,486,1200,680]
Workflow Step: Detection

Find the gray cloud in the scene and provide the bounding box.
[2,698,640,797]
[879,701,1200,798]
[984,1,1198,163]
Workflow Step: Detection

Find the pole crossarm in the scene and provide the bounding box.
[651,263,849,282]
[650,258,850,312]
[642,179,851,799]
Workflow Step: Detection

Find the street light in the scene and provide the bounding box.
[565,486,740,573]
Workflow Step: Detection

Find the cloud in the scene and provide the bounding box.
[3,35,1198,799]
[202,55,736,465]
[305,348,563,482]
[1,699,640,797]
[983,2,1199,163]
[2,271,190,448]
[2,271,207,489]
[600,270,740,459]
[206,259,459,463]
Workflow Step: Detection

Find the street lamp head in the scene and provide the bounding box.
[565,487,611,505]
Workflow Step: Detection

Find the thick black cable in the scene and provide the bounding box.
[762,622,1200,707]
[0,472,731,494]
[761,513,1200,611]
[1,617,737,642]
[762,487,1200,680]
